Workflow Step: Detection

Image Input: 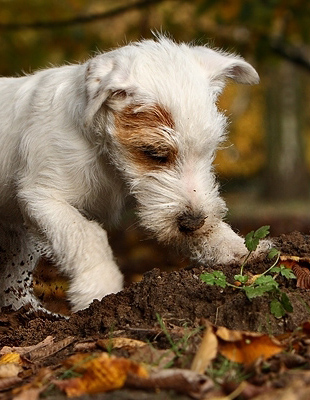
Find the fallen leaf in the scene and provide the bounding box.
[11,368,53,399]
[0,352,24,379]
[1,336,54,356]
[191,323,218,373]
[26,336,75,361]
[0,363,21,378]
[280,255,310,264]
[12,387,43,400]
[0,353,22,365]
[0,376,22,391]
[97,337,146,351]
[129,345,175,369]
[74,341,97,352]
[280,255,310,289]
[126,368,213,399]
[55,353,148,397]
[218,333,284,365]
[291,265,310,289]
[216,326,244,342]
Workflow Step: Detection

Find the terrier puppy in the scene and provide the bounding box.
[0,36,270,312]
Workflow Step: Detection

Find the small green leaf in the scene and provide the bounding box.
[234,274,248,284]
[244,226,270,252]
[281,292,293,313]
[254,225,270,239]
[255,275,278,287]
[270,266,281,274]
[245,231,259,252]
[279,267,296,280]
[244,285,275,299]
[212,271,227,288]
[200,271,227,288]
[270,299,286,318]
[268,248,280,259]
[200,273,216,285]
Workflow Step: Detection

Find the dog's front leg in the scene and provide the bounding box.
[18,189,123,312]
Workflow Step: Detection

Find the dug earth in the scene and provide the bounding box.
[1,231,310,347]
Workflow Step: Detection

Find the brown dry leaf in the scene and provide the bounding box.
[0,363,22,378]
[73,341,97,352]
[126,368,214,399]
[216,326,245,342]
[280,255,310,289]
[129,345,175,369]
[1,336,54,356]
[217,330,284,365]
[97,337,146,351]
[12,387,43,400]
[280,255,310,264]
[55,353,148,397]
[191,323,218,373]
[0,352,24,379]
[26,336,75,361]
[11,367,53,399]
[0,376,22,391]
[292,265,310,289]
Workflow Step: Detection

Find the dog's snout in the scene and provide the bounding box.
[177,210,206,233]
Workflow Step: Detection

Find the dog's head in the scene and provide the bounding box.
[84,37,259,250]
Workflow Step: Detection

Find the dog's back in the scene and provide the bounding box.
[0,65,87,221]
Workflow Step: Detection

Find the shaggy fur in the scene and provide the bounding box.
[0,37,270,312]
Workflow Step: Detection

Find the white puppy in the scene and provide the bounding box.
[0,36,269,312]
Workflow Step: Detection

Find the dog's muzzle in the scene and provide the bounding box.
[177,210,206,233]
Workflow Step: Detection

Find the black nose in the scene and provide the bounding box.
[177,210,206,233]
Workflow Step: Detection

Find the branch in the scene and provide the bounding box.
[196,21,310,72]
[0,0,167,31]
[270,40,310,71]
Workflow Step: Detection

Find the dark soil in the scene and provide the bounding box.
[1,231,310,347]
[1,231,310,399]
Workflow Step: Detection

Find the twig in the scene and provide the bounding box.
[0,0,169,31]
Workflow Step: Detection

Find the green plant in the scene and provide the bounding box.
[200,226,296,318]
[156,313,203,367]
[207,355,250,385]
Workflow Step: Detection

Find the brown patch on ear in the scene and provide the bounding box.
[114,104,178,169]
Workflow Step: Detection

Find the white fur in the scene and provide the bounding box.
[0,37,269,313]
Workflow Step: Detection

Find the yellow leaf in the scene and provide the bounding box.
[55,353,148,397]
[97,337,146,351]
[0,353,22,365]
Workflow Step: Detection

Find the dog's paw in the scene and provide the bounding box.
[249,239,274,262]
[215,239,248,265]
[219,238,274,266]
[204,223,273,266]
[68,263,124,312]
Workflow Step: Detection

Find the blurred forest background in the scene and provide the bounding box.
[1,0,310,285]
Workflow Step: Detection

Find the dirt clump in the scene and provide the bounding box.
[1,231,310,348]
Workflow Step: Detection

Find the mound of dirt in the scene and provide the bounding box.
[1,231,310,348]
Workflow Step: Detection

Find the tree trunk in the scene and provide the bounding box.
[264,60,309,200]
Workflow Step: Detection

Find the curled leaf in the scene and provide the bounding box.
[280,255,310,289]
[191,323,218,373]
[292,265,310,289]
[216,327,284,365]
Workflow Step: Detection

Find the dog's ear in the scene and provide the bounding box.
[84,52,135,124]
[191,46,259,93]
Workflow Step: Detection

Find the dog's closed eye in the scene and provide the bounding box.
[139,145,170,164]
